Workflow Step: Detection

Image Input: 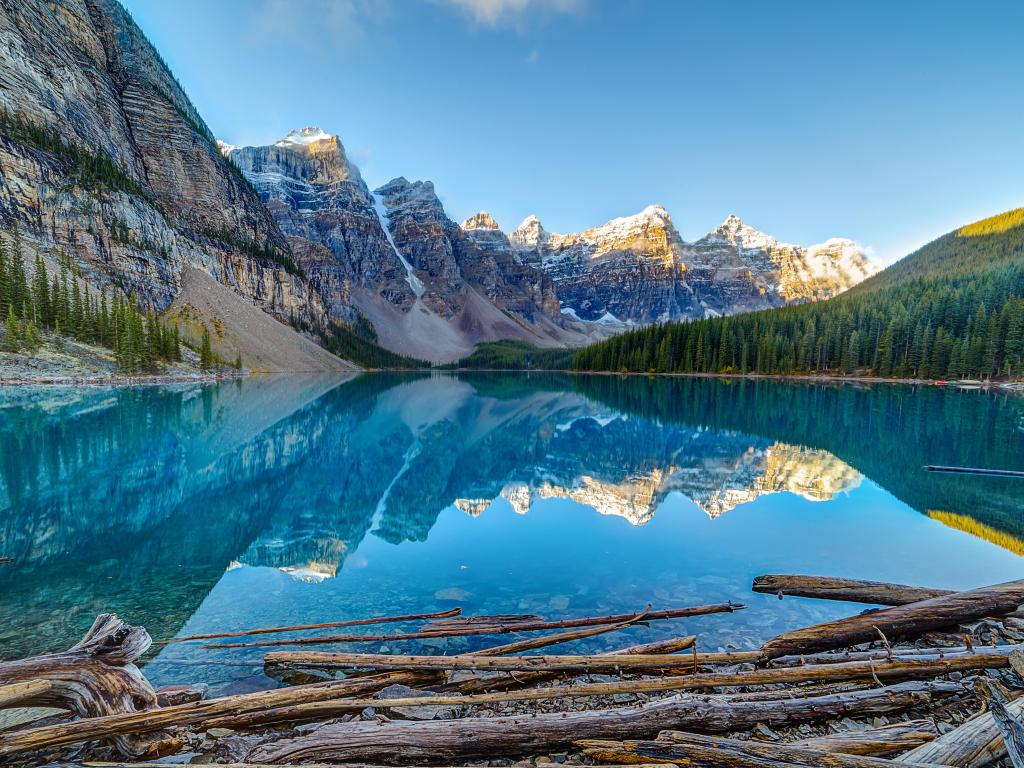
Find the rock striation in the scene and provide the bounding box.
[0,0,329,333]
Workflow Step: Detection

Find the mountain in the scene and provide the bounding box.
[0,0,354,370]
[573,207,1024,379]
[509,206,877,325]
[0,0,879,368]
[224,132,584,362]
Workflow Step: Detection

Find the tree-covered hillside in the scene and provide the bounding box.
[573,208,1024,379]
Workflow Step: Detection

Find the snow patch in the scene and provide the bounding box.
[276,127,334,146]
[372,192,424,298]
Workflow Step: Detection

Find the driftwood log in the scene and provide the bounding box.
[896,692,1024,767]
[790,719,939,756]
[752,575,953,606]
[452,633,709,695]
[577,734,943,767]
[266,650,709,674]
[156,607,462,644]
[209,602,743,649]
[761,578,1024,658]
[982,680,1024,768]
[0,614,165,757]
[245,680,962,764]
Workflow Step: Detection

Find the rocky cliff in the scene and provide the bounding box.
[510,207,878,324]
[0,0,336,353]
[224,129,581,361]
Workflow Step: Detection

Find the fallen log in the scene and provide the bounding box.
[422,613,544,629]
[245,680,961,764]
[209,602,743,649]
[269,611,658,684]
[0,612,656,756]
[982,680,1024,768]
[155,607,461,645]
[208,654,985,731]
[896,691,1024,767]
[45,763,665,768]
[792,719,938,756]
[753,575,953,606]
[577,735,943,767]
[450,633,706,695]
[0,679,52,708]
[769,645,1007,667]
[0,614,163,757]
[265,651,708,674]
[761,578,1024,658]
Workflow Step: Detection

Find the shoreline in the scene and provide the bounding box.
[446,368,1024,390]
[0,370,250,388]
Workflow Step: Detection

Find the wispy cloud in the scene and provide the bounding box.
[431,0,584,28]
[525,48,540,64]
[245,0,392,54]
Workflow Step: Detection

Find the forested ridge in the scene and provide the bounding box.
[573,208,1024,379]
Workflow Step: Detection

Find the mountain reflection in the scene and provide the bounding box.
[1,373,1022,656]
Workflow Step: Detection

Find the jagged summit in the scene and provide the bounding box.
[461,211,501,231]
[276,127,334,146]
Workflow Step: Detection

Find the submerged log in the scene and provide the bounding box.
[210,603,743,649]
[0,614,162,756]
[245,680,961,764]
[577,735,942,767]
[156,607,462,645]
[0,556,12,564]
[896,692,1024,767]
[752,575,953,606]
[761,578,1024,658]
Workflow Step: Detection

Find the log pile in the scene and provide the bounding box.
[4,577,1024,767]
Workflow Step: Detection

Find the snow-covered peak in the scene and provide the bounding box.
[215,139,237,157]
[462,211,501,232]
[709,214,780,250]
[510,215,546,248]
[580,204,676,243]
[276,127,334,147]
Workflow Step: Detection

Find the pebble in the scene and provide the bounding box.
[204,727,235,738]
[753,723,780,740]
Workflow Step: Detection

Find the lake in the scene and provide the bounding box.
[2,373,1023,696]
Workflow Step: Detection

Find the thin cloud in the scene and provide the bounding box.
[525,49,540,64]
[245,0,392,54]
[432,0,584,28]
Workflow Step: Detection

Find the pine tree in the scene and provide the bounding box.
[199,325,213,370]
[3,304,19,352]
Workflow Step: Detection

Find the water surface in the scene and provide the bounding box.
[2,374,1023,695]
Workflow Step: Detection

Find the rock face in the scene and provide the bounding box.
[224,129,416,323]
[224,129,578,360]
[0,0,331,332]
[511,208,879,324]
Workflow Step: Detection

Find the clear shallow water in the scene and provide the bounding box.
[1,373,1023,695]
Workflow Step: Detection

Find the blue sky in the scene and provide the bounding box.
[122,0,1024,265]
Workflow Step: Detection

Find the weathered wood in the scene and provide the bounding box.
[208,654,983,732]
[983,680,1024,768]
[265,650,706,674]
[245,680,961,764]
[154,684,207,707]
[0,671,421,758]
[45,763,664,768]
[0,679,52,708]
[769,644,1007,667]
[155,607,462,644]
[0,614,162,757]
[896,692,1024,767]
[791,719,938,756]
[422,613,544,629]
[577,735,943,767]
[761,578,1024,658]
[209,602,743,649]
[450,633,708,695]
[752,575,953,606]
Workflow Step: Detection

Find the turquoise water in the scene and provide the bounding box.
[2,373,1023,695]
